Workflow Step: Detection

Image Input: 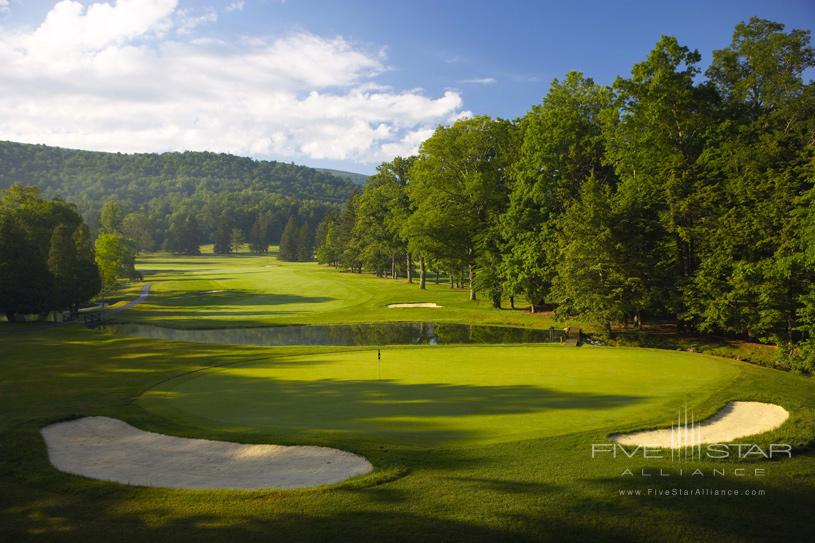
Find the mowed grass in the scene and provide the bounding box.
[141,345,740,447]
[2,252,815,542]
[127,250,562,329]
[1,326,815,542]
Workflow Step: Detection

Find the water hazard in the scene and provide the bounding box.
[114,322,565,347]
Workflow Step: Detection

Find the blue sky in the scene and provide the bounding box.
[1,1,813,174]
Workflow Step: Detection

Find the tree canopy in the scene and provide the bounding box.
[0,185,101,319]
[315,17,815,370]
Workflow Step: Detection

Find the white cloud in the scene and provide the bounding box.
[225,1,244,12]
[460,77,496,85]
[378,127,436,159]
[0,0,463,164]
[176,7,217,35]
[0,0,10,14]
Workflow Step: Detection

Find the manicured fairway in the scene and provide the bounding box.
[128,252,560,329]
[141,345,740,447]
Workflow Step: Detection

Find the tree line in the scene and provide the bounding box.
[0,141,359,253]
[314,18,815,371]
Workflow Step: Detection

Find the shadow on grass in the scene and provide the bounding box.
[143,290,335,308]
[5,466,813,543]
[141,369,644,446]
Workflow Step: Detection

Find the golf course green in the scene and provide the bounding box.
[2,253,815,542]
[140,345,740,447]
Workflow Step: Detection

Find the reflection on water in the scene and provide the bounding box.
[113,322,565,346]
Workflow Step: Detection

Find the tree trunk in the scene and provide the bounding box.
[468,264,476,301]
[406,254,413,283]
[5,311,16,322]
[419,255,426,289]
[435,271,439,284]
[529,302,536,314]
[510,296,515,309]
[391,255,396,279]
[449,270,454,289]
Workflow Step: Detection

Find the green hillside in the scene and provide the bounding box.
[314,167,369,185]
[0,141,356,208]
[0,141,357,249]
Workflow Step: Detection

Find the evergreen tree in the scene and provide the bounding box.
[296,223,313,261]
[278,216,299,261]
[551,177,626,336]
[249,213,273,254]
[213,215,232,254]
[502,72,613,311]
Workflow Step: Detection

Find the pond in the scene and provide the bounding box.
[113,322,565,347]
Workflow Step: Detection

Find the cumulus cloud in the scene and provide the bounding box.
[0,0,464,164]
[225,1,244,12]
[0,0,10,14]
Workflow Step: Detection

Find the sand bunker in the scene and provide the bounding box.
[611,401,789,447]
[41,417,372,490]
[387,303,442,308]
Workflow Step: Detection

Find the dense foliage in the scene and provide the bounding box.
[0,141,360,253]
[316,18,815,368]
[0,185,101,320]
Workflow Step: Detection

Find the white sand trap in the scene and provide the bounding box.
[202,290,225,294]
[387,302,442,308]
[41,417,372,490]
[611,401,789,447]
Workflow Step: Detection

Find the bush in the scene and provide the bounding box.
[778,340,815,375]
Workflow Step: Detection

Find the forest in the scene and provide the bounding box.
[313,18,815,370]
[0,141,360,253]
[0,185,102,321]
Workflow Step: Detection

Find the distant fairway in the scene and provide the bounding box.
[128,252,560,329]
[140,345,740,447]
